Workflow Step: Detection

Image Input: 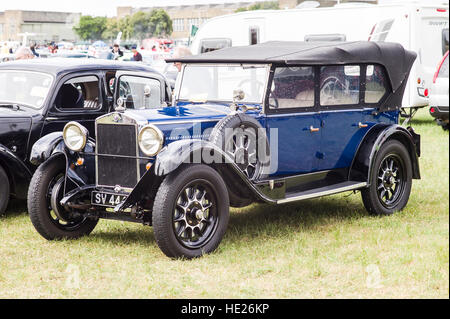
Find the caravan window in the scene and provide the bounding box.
[442,28,449,55]
[365,65,387,104]
[200,38,232,53]
[249,26,260,45]
[305,34,346,42]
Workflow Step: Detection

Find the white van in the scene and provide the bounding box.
[190,1,449,113]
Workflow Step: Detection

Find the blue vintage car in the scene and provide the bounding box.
[28,41,420,259]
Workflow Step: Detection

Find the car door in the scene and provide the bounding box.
[264,66,321,176]
[317,65,366,172]
[42,71,108,137]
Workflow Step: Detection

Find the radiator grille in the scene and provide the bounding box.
[96,123,138,188]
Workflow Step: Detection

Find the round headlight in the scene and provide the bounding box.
[138,124,164,156]
[63,122,88,152]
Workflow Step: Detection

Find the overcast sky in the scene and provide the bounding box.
[0,0,445,17]
[0,0,269,17]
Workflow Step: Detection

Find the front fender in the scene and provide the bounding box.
[29,132,65,166]
[30,132,96,196]
[154,139,241,176]
[152,139,276,204]
[349,124,421,184]
[0,144,32,199]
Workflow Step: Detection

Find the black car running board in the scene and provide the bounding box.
[277,181,367,204]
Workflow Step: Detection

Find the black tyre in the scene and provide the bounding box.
[361,140,413,215]
[209,114,270,181]
[0,165,10,214]
[437,119,449,131]
[152,164,230,258]
[228,189,253,208]
[28,155,98,240]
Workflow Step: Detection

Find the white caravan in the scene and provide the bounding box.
[190,1,449,113]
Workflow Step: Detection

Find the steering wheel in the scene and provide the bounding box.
[320,76,346,104]
[237,79,265,97]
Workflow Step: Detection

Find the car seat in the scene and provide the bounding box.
[55,84,84,109]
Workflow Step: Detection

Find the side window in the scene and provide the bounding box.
[200,38,232,53]
[442,28,449,55]
[438,54,449,78]
[320,65,360,106]
[118,76,161,109]
[249,26,260,45]
[55,75,100,110]
[365,65,387,104]
[269,66,315,109]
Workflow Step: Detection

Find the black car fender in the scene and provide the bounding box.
[115,139,264,212]
[0,144,33,199]
[349,123,421,184]
[30,132,96,195]
[29,132,65,166]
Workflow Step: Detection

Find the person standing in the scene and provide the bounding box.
[131,44,142,62]
[15,47,35,60]
[30,44,39,57]
[109,43,123,60]
[171,46,192,72]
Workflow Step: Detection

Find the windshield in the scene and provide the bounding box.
[118,75,162,109]
[179,64,268,103]
[0,71,53,109]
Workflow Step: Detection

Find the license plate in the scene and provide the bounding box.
[91,191,128,207]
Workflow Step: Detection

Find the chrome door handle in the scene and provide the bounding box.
[358,122,368,128]
[310,126,320,132]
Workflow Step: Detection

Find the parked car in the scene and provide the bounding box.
[49,52,97,59]
[0,58,170,214]
[0,54,15,63]
[429,50,449,130]
[27,41,420,259]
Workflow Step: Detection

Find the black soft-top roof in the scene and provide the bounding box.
[168,41,416,92]
[0,58,159,77]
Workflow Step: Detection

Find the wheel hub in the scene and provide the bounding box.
[377,154,405,209]
[382,170,395,188]
[173,183,217,248]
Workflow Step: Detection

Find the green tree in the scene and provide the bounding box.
[235,1,279,13]
[149,9,173,37]
[131,11,152,40]
[102,18,120,41]
[73,15,107,41]
[130,9,173,40]
[119,16,133,40]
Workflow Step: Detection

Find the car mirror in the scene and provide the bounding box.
[233,89,245,102]
[144,85,152,97]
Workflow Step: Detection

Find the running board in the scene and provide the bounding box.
[277,181,367,204]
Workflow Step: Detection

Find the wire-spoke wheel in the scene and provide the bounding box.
[376,155,406,209]
[28,155,98,240]
[225,124,259,179]
[153,164,229,259]
[173,181,218,249]
[362,140,412,216]
[209,114,270,182]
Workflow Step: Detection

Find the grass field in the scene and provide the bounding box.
[0,108,448,299]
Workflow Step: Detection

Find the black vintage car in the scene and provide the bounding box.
[27,42,420,259]
[0,59,170,214]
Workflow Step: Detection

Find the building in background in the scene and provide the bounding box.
[0,10,80,43]
[117,2,262,40]
[279,0,377,9]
